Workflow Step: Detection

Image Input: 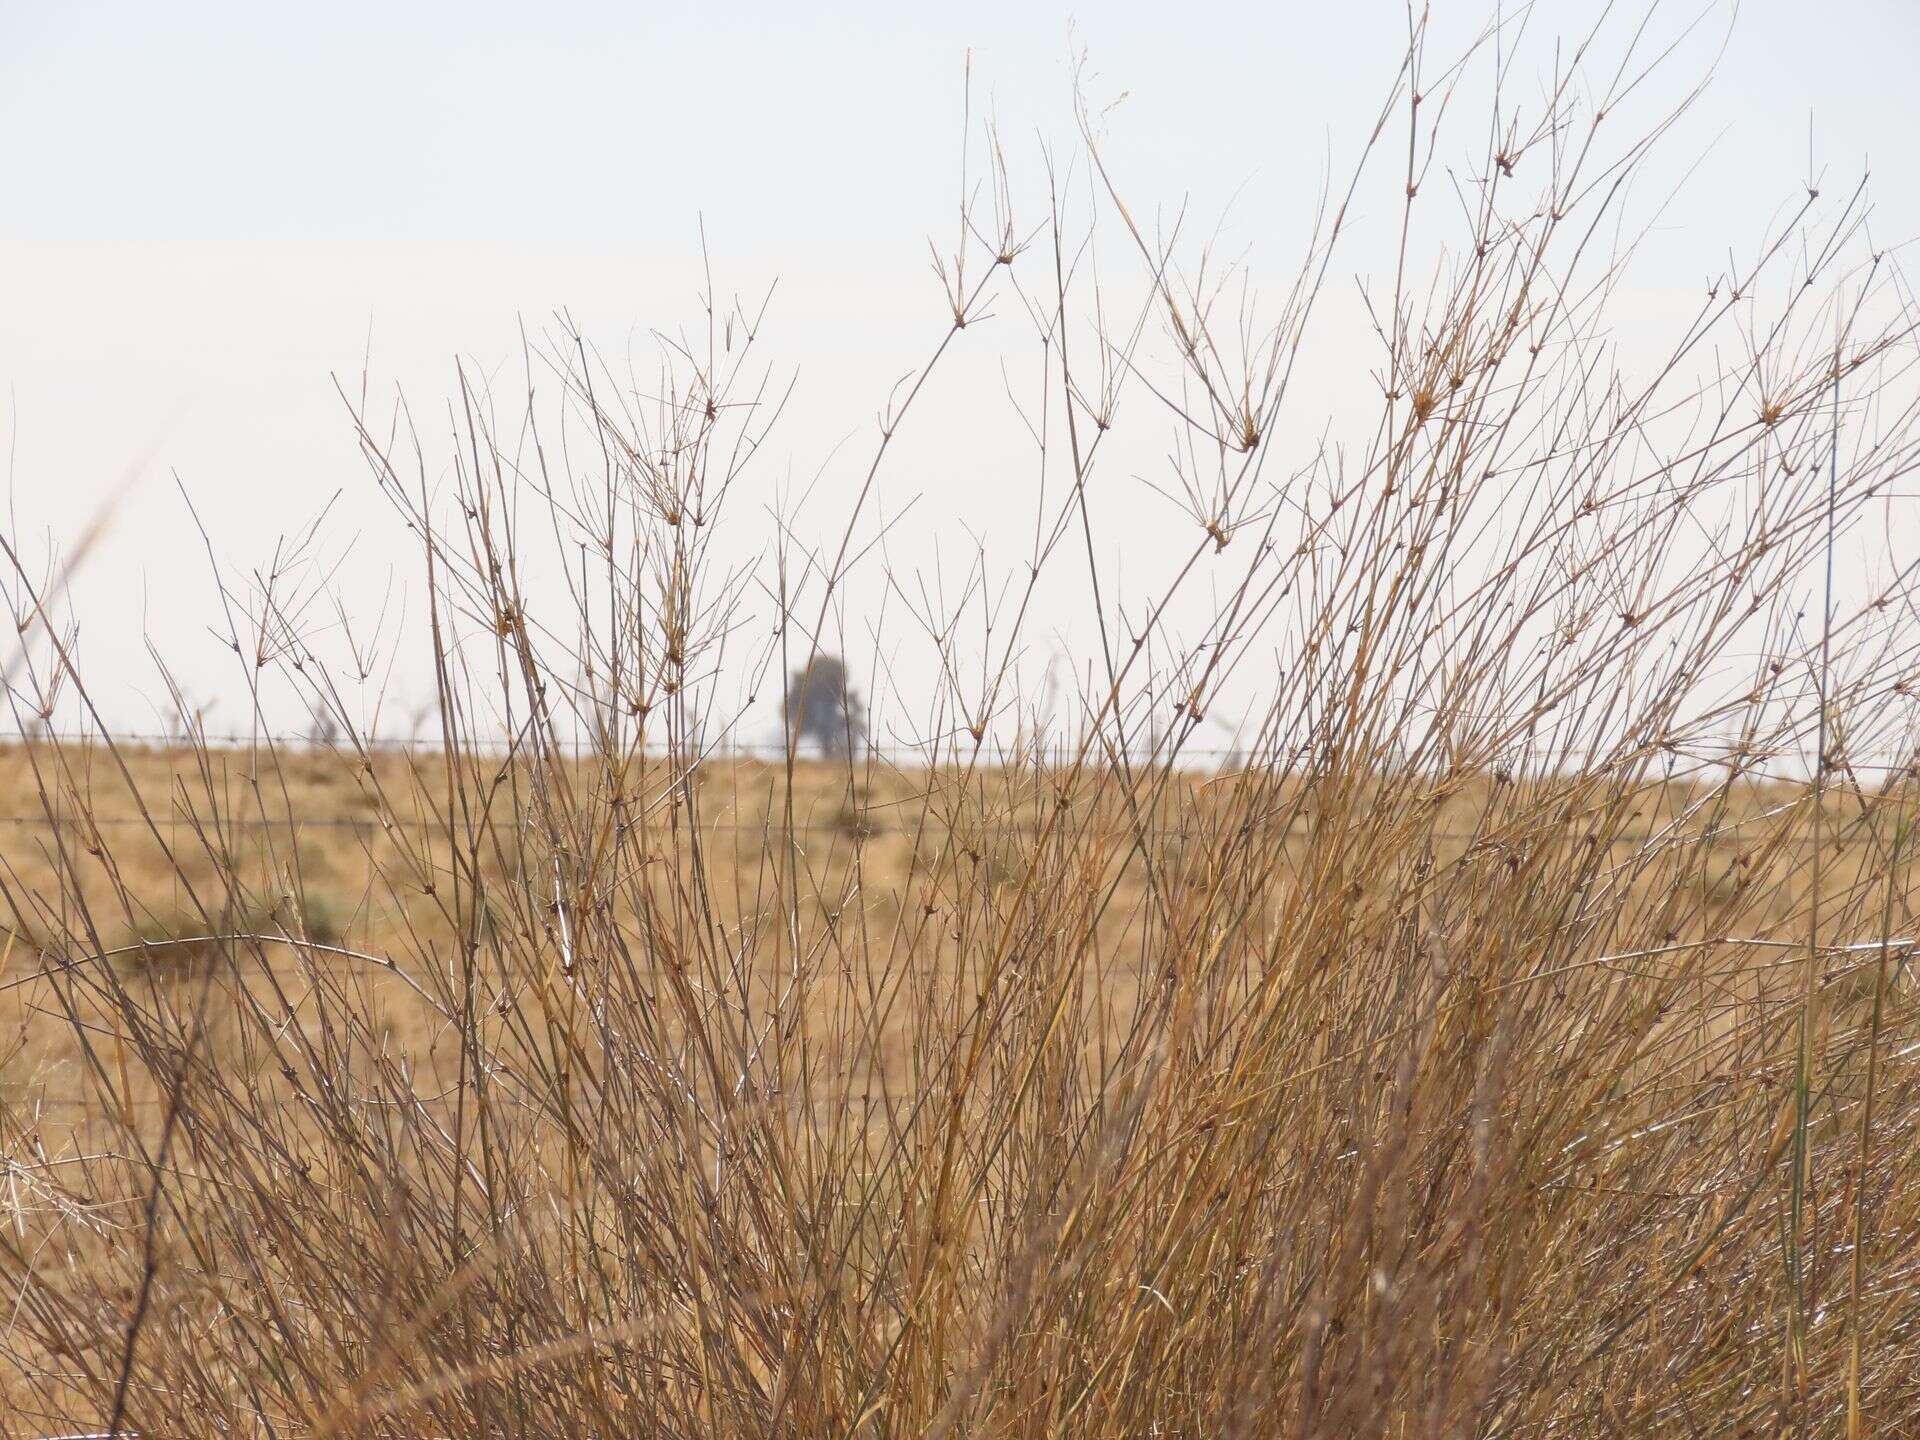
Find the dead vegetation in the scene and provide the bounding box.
[4,7,1920,1436]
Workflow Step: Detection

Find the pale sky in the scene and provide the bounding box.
[2,1,1917,748]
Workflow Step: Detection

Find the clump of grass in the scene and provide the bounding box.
[829,788,882,843]
[116,891,349,973]
[3,8,1920,1438]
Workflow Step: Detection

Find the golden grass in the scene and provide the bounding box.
[3,741,1917,1434]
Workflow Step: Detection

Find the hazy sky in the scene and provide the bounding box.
[2,1,1917,744]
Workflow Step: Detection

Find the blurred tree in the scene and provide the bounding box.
[785,654,866,759]
[307,700,340,748]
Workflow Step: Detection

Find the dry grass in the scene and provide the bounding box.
[3,743,1917,1437]
[5,8,1920,1435]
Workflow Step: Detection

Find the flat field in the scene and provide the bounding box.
[1,738,1916,1434]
